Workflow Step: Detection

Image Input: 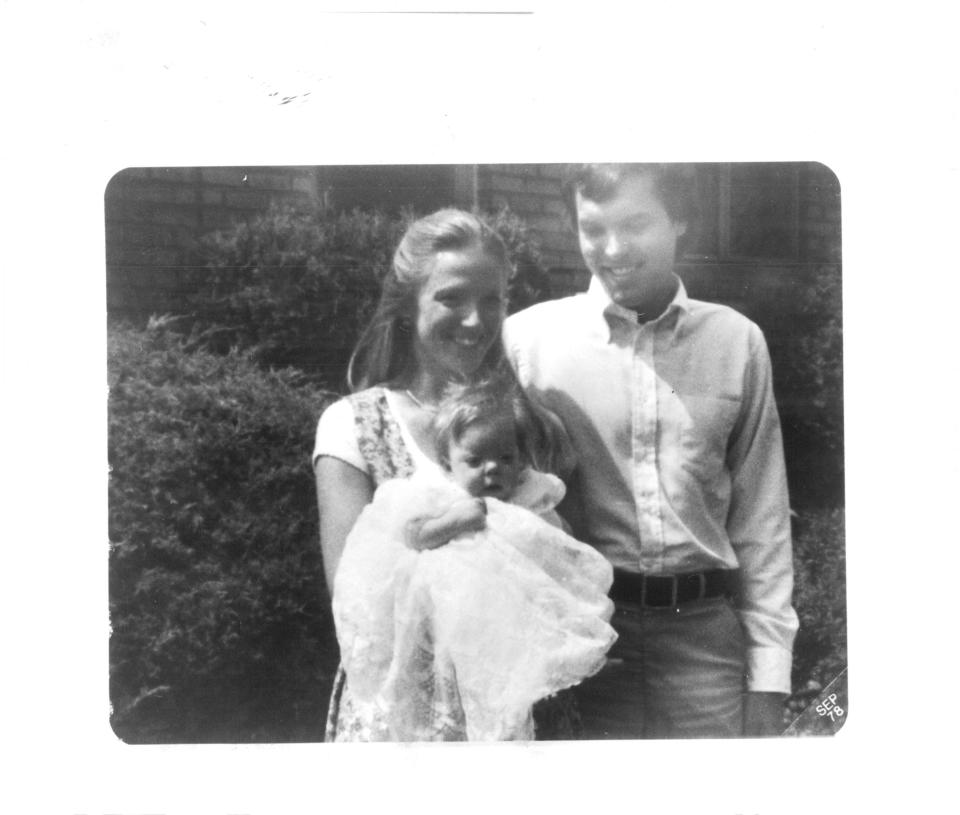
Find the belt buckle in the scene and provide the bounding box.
[642,574,679,608]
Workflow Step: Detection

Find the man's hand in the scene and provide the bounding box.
[743,691,786,737]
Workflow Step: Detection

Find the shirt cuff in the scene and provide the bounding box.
[745,645,794,694]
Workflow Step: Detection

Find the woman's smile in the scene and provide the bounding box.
[411,243,507,381]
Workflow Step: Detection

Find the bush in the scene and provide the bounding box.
[791,506,846,685]
[485,204,554,312]
[185,203,554,389]
[785,507,847,730]
[185,206,404,387]
[108,321,338,742]
[774,264,844,507]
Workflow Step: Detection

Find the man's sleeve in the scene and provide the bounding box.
[726,325,799,694]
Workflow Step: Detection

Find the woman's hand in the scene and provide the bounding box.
[405,497,487,551]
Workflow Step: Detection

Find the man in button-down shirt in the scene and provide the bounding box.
[504,164,798,737]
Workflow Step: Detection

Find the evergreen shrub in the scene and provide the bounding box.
[108,321,338,742]
[186,205,402,386]
[791,507,846,688]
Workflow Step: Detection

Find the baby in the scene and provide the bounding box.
[404,377,567,552]
[332,376,615,741]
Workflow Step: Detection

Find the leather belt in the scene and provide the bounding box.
[610,568,738,609]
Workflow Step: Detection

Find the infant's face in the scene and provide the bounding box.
[446,415,522,500]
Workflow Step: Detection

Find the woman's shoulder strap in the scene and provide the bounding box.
[347,387,416,485]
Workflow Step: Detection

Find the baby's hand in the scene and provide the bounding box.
[405,498,487,551]
[446,497,488,535]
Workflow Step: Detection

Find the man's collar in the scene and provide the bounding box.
[586,275,689,338]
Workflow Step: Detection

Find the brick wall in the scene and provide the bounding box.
[105,166,320,320]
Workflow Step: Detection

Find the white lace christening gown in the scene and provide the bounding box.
[332,469,617,741]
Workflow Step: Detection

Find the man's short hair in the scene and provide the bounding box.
[562,163,698,228]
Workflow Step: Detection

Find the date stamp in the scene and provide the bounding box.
[815,692,844,723]
[782,668,847,736]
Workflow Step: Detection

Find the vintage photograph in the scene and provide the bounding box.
[106,162,845,743]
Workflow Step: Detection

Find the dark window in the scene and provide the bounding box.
[684,163,800,263]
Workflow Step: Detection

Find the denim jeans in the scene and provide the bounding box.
[573,596,746,739]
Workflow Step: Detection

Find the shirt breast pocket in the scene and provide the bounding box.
[675,394,742,482]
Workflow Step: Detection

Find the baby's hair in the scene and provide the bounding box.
[432,373,536,469]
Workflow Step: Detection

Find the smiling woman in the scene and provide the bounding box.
[314,209,513,740]
[314,208,582,741]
